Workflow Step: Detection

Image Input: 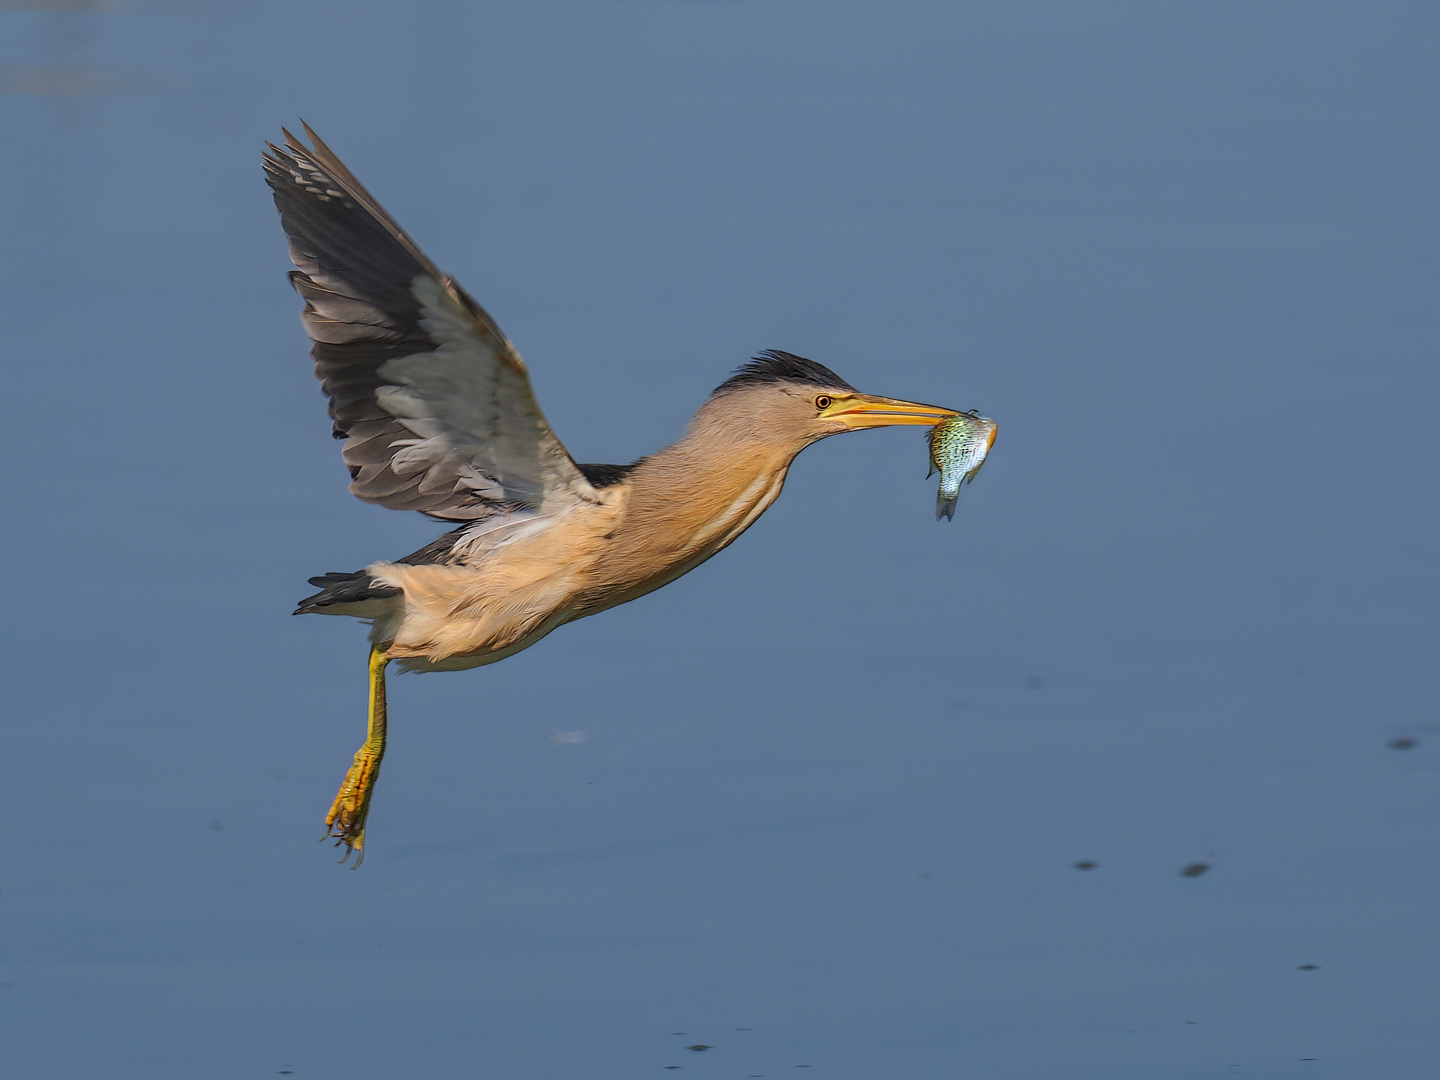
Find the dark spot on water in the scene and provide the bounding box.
[1302,1058,1317,1061]
[687,1045,711,1052]
[1389,736,1417,750]
[671,1032,685,1036]
[1074,860,1097,870]
[736,1027,752,1031]
[1179,862,1211,878]
[1024,676,1045,689]
[1298,964,1319,971]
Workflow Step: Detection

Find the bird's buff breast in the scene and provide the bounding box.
[572,462,790,618]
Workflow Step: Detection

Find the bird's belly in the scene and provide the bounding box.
[370,562,581,664]
[351,471,786,669]
[389,616,567,673]
[364,507,619,667]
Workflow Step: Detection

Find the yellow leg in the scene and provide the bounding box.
[323,646,390,866]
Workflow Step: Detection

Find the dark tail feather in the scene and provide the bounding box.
[294,571,400,614]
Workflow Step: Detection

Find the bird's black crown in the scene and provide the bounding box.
[714,350,857,395]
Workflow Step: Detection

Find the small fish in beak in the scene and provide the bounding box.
[927,411,997,521]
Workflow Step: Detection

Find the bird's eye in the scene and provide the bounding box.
[814,395,833,410]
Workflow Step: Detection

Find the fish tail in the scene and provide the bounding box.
[935,485,959,521]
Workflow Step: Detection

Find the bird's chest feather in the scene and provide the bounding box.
[576,461,790,615]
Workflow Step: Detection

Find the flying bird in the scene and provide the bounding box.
[264,125,973,863]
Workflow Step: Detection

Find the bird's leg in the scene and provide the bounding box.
[323,646,390,866]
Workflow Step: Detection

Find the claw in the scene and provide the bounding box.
[323,744,382,865]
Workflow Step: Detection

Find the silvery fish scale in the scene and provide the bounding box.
[926,411,996,521]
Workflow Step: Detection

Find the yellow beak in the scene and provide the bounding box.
[823,394,960,430]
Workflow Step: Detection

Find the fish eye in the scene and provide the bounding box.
[814,395,833,410]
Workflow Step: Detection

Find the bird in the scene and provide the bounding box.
[263,124,972,864]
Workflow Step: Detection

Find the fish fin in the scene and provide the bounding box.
[935,492,957,521]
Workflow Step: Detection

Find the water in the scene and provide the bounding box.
[2,1,1437,1076]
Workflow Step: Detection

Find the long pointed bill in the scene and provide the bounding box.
[823,394,960,430]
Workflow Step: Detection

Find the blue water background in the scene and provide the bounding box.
[1,2,1437,1077]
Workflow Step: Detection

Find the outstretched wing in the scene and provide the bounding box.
[263,124,601,523]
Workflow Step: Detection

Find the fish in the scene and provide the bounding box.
[927,411,997,521]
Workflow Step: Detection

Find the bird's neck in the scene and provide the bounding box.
[580,419,804,611]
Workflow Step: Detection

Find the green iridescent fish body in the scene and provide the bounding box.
[926,411,997,521]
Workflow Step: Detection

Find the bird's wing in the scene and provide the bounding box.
[264,124,601,523]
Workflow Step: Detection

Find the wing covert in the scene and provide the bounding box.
[263,125,599,522]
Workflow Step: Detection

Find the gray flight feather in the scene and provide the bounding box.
[263,124,601,523]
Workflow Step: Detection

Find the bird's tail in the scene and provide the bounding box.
[295,571,400,615]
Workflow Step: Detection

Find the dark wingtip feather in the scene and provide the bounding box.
[713,350,856,395]
[265,122,446,285]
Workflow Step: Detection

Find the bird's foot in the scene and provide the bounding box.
[323,744,382,866]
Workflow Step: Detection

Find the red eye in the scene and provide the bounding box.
[814,395,833,410]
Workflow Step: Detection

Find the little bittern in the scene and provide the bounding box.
[264,125,979,864]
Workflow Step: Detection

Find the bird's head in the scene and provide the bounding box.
[705,350,960,450]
